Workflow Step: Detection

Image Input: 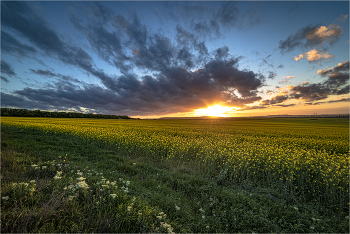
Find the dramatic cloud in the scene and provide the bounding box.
[279,24,343,53]
[29,69,82,84]
[317,61,349,86]
[274,104,296,107]
[260,95,289,105]
[1,61,16,77]
[1,31,37,57]
[327,97,349,103]
[305,49,334,62]
[295,49,335,62]
[1,1,269,116]
[1,2,348,116]
[288,61,349,102]
[1,76,10,83]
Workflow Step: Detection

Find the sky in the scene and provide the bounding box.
[1,1,349,118]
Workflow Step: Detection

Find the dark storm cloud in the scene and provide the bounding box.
[133,34,176,71]
[1,31,37,57]
[327,98,349,103]
[214,46,229,60]
[278,24,343,53]
[29,68,82,84]
[278,25,319,53]
[1,76,10,83]
[289,83,332,101]
[260,95,288,105]
[274,104,296,107]
[334,85,349,95]
[5,56,266,115]
[2,1,268,116]
[303,102,323,106]
[285,60,349,103]
[1,92,49,110]
[2,2,66,55]
[288,82,349,102]
[240,105,267,110]
[29,69,56,77]
[1,61,16,77]
[2,1,126,93]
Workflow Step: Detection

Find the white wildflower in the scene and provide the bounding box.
[76,181,89,189]
[42,166,47,169]
[110,194,118,199]
[76,177,86,181]
[2,196,9,201]
[175,205,180,211]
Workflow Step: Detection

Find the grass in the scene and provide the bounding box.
[1,117,349,233]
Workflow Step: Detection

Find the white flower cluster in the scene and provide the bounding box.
[127,203,134,212]
[156,212,174,234]
[11,180,36,195]
[54,171,63,180]
[63,170,89,192]
[31,164,40,170]
[31,160,62,171]
[119,178,130,193]
[97,176,118,192]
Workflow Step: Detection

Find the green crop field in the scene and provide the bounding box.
[1,117,349,233]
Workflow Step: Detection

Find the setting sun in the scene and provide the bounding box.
[195,104,233,117]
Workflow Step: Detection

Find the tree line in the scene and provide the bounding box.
[0,108,131,119]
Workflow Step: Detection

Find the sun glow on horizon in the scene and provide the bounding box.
[195,104,235,117]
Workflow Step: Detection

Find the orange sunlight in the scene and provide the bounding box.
[194,104,234,117]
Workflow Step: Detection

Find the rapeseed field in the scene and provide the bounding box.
[1,117,348,232]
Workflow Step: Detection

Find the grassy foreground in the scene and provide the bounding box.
[1,117,349,233]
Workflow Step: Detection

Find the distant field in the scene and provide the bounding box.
[1,117,349,233]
